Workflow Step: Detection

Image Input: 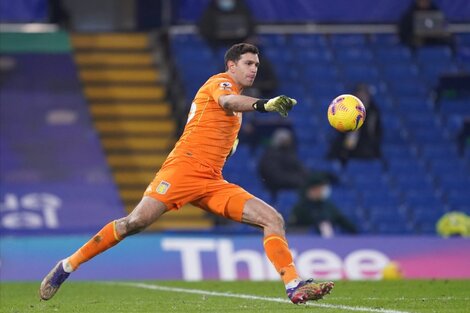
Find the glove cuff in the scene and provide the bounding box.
[252,99,269,113]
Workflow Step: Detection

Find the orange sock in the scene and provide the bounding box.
[68,221,122,270]
[263,234,300,284]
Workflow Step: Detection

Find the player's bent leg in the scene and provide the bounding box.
[240,197,285,237]
[240,197,334,304]
[115,196,168,237]
[39,196,167,301]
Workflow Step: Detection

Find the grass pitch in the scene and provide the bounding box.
[1,280,469,313]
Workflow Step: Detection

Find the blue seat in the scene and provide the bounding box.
[405,193,443,209]
[412,207,445,224]
[277,82,306,101]
[375,221,413,235]
[419,63,459,87]
[330,34,367,47]
[395,97,433,113]
[444,114,465,136]
[362,191,400,207]
[171,34,206,46]
[374,46,413,63]
[174,48,213,62]
[335,48,374,65]
[369,208,411,234]
[446,192,470,207]
[403,113,439,130]
[263,48,293,64]
[301,64,339,81]
[346,159,383,174]
[439,99,470,115]
[309,82,345,99]
[391,80,429,97]
[342,65,380,83]
[276,191,299,217]
[290,34,328,48]
[295,49,332,63]
[259,34,288,47]
[394,174,433,190]
[416,46,453,63]
[455,33,470,46]
[386,158,426,175]
[410,127,446,143]
[369,33,401,47]
[330,187,360,207]
[420,144,459,160]
[382,64,420,81]
[382,144,415,159]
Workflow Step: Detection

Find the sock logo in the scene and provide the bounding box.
[156,180,171,194]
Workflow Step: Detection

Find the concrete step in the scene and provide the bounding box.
[80,69,160,83]
[90,103,170,117]
[72,33,149,50]
[85,86,165,101]
[75,52,153,66]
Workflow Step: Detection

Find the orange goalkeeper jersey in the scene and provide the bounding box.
[166,72,242,171]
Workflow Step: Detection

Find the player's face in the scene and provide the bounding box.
[229,53,259,87]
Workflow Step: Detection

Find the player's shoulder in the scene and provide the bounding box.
[206,73,238,92]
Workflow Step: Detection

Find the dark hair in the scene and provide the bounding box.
[224,43,259,70]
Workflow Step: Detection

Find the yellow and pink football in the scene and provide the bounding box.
[327,94,366,132]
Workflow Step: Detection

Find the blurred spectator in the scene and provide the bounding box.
[327,84,382,166]
[258,128,309,201]
[398,0,453,49]
[48,0,71,29]
[457,117,470,156]
[289,173,357,237]
[437,211,470,238]
[198,0,255,50]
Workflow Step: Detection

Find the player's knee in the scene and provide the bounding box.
[117,216,147,237]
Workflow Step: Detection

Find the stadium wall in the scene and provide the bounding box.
[1,234,469,281]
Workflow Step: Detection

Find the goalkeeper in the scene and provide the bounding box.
[40,43,333,304]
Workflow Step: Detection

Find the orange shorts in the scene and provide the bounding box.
[143,155,254,222]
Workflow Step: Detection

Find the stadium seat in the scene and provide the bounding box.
[308,82,345,99]
[381,64,420,81]
[369,33,401,47]
[402,113,439,129]
[416,46,453,63]
[439,99,470,115]
[374,46,413,63]
[301,63,339,81]
[330,34,367,47]
[290,34,328,48]
[258,34,288,47]
[342,65,380,84]
[334,47,374,65]
[276,191,299,217]
[295,49,333,63]
[263,47,294,64]
[395,97,433,113]
[446,192,470,207]
[455,33,470,46]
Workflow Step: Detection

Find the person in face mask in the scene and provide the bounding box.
[198,0,256,50]
[289,173,357,237]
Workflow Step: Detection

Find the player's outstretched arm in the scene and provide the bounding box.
[219,94,297,117]
[253,95,297,117]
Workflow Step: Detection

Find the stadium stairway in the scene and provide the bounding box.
[72,33,213,231]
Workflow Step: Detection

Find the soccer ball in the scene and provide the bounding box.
[327,94,366,132]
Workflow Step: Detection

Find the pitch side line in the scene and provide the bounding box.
[110,282,413,313]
